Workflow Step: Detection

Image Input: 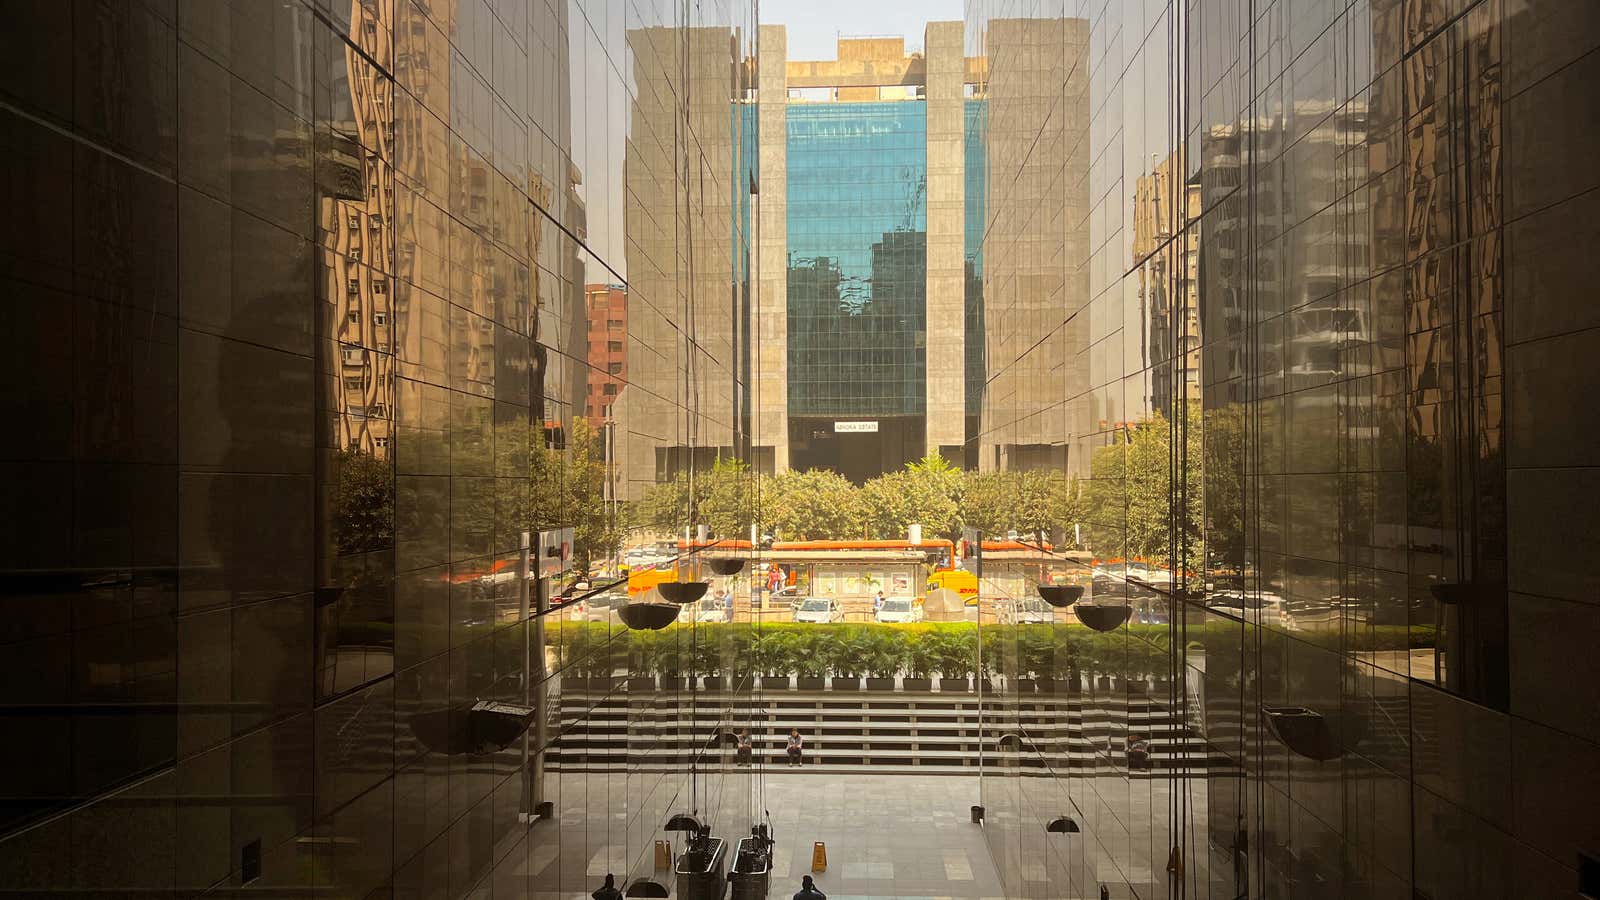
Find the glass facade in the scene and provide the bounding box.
[0,0,758,896]
[786,101,928,419]
[967,1,1600,898]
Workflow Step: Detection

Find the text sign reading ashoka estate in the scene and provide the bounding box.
[833,421,879,433]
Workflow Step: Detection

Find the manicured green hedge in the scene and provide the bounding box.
[549,620,1436,680]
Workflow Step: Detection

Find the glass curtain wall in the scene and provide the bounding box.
[786,101,930,420]
[967,1,1600,898]
[0,0,759,896]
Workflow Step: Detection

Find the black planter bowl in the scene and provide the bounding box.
[795,676,825,691]
[708,558,745,576]
[902,677,933,692]
[657,581,709,604]
[865,677,896,691]
[1262,705,1366,761]
[831,676,862,691]
[1036,584,1085,608]
[619,602,680,630]
[1073,604,1132,632]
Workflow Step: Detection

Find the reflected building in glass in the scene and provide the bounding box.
[0,0,758,896]
[967,1,1600,898]
[757,26,984,481]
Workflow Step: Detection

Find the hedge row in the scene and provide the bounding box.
[552,620,1434,681]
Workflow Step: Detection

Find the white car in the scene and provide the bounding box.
[1003,597,1053,625]
[695,596,733,623]
[873,597,923,624]
[792,597,843,624]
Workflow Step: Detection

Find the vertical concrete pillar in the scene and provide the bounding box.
[757,24,790,472]
[924,21,967,459]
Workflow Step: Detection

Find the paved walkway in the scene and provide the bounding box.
[754,773,1003,899]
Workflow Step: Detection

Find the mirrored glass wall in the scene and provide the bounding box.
[965,1,1600,898]
[0,0,759,895]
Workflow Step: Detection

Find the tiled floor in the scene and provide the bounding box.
[747,773,1004,899]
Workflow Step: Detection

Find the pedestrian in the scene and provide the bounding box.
[592,873,623,900]
[737,728,753,765]
[786,728,803,767]
[792,874,826,900]
[874,590,885,612]
[1126,733,1150,771]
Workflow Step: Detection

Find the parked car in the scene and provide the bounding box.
[580,591,628,623]
[792,597,843,624]
[695,596,733,624]
[874,597,924,624]
[1002,597,1053,625]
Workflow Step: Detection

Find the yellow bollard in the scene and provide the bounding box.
[811,841,827,873]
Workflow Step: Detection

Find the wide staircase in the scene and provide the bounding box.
[546,681,1240,777]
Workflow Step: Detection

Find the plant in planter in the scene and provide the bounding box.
[626,629,658,691]
[654,636,688,691]
[826,627,869,690]
[693,633,725,690]
[793,629,828,690]
[756,631,798,690]
[864,628,906,690]
[902,633,934,692]
[931,631,976,692]
[1018,629,1055,694]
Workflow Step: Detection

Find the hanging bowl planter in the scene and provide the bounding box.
[619,603,680,630]
[1036,584,1084,608]
[1073,604,1132,632]
[708,558,745,576]
[1046,816,1081,833]
[1262,705,1365,761]
[658,581,710,604]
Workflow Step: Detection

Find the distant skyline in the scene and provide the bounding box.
[761,0,963,59]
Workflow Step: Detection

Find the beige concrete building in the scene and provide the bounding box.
[756,25,984,481]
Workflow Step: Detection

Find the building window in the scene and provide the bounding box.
[374,311,387,325]
[347,310,360,324]
[607,362,623,375]
[349,247,362,262]
[373,280,386,294]
[347,279,360,294]
[348,214,360,229]
[374,436,390,450]
[608,318,623,329]
[603,383,617,396]
[607,340,623,352]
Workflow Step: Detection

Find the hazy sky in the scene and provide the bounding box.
[761,0,963,59]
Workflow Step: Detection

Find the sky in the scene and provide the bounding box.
[760,0,963,59]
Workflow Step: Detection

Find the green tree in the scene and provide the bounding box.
[1075,408,1203,574]
[698,457,757,539]
[529,417,625,573]
[332,448,394,555]
[860,453,962,540]
[762,468,866,539]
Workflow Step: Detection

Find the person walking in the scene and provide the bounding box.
[592,873,623,900]
[786,728,803,767]
[792,874,826,900]
[736,729,753,765]
[874,590,886,612]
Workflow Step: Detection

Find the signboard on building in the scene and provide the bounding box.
[833,421,879,433]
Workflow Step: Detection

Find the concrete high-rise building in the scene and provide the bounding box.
[757,25,984,481]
